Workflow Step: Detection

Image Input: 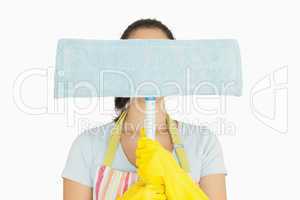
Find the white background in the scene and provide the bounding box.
[0,0,299,199]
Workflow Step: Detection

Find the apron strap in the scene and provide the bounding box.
[103,111,191,173]
[103,111,127,166]
[166,114,191,173]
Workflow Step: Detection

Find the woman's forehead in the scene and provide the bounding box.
[128,28,169,39]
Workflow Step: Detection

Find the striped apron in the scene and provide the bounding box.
[93,111,191,200]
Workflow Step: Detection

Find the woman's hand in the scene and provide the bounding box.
[135,128,209,200]
[135,128,182,184]
[117,179,166,200]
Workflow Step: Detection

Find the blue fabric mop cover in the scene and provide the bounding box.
[54,39,242,97]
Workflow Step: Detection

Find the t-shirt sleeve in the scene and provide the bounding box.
[61,132,93,187]
[200,129,227,177]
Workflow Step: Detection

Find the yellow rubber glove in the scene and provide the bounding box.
[117,178,166,200]
[136,128,209,200]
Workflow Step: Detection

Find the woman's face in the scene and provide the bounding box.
[127,28,169,104]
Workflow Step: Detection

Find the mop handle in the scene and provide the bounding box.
[144,97,156,140]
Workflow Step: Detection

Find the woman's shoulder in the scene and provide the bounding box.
[74,121,115,148]
[62,121,116,187]
[81,121,115,138]
[178,120,216,142]
[65,121,116,170]
[69,121,116,161]
[178,120,222,158]
[178,120,226,178]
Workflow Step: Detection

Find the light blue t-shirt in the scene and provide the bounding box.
[62,120,227,187]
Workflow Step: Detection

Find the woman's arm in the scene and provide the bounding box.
[199,174,227,200]
[63,178,92,200]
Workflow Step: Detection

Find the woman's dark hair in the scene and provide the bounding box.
[114,18,175,122]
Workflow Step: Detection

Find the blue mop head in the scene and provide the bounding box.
[54,39,242,98]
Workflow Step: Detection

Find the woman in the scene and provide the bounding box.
[63,19,227,200]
